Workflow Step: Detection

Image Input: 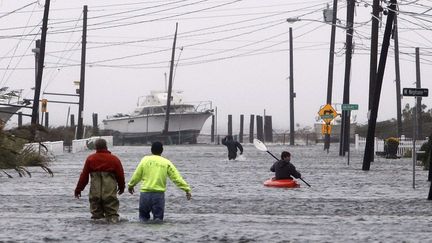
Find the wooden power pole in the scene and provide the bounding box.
[369,0,381,111]
[77,5,88,139]
[163,23,178,137]
[324,0,338,152]
[393,15,403,137]
[31,0,50,126]
[339,0,355,156]
[415,47,423,139]
[289,27,295,145]
[363,0,398,170]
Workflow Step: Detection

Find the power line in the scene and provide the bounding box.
[0,3,40,88]
[0,1,37,19]
[88,0,189,21]
[42,13,83,93]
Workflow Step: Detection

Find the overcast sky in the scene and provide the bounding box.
[1,0,431,134]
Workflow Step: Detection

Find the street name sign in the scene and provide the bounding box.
[320,114,334,119]
[341,104,358,110]
[402,88,429,97]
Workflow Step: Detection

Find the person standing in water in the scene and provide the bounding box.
[270,151,301,180]
[128,141,191,222]
[74,138,125,223]
[221,135,243,160]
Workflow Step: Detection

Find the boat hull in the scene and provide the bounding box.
[264,178,300,188]
[103,112,212,145]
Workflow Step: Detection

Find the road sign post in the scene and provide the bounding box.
[318,104,340,153]
[403,88,429,188]
[340,104,358,165]
[321,124,332,135]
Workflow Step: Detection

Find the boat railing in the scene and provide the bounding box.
[106,113,130,119]
[192,100,212,112]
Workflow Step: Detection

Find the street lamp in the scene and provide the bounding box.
[286,17,345,29]
[286,17,300,23]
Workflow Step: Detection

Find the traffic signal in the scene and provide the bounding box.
[41,99,48,112]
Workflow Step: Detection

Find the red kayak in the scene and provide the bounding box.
[264,178,300,188]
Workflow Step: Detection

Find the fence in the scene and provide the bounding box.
[23,136,114,156]
[72,136,113,153]
[197,132,317,145]
[354,134,428,156]
[24,141,64,156]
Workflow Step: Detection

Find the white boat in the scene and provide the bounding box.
[102,90,213,144]
[0,87,29,124]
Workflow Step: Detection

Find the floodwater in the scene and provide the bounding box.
[1,143,431,242]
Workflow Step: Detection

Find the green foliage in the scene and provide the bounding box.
[40,126,75,146]
[419,142,429,161]
[356,119,399,139]
[1,123,107,177]
[0,124,53,177]
[403,149,412,158]
[419,140,431,170]
[384,137,399,159]
[385,137,399,145]
[8,125,102,146]
[356,104,432,139]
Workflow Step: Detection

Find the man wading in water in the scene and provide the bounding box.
[128,141,191,222]
[74,138,125,223]
[221,135,243,160]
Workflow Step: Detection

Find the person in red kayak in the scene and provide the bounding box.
[270,151,301,180]
[74,138,125,223]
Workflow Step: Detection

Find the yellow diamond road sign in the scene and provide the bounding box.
[318,104,337,124]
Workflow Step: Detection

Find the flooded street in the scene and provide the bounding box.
[1,143,431,242]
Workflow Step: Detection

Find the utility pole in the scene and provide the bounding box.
[365,0,381,160]
[31,0,50,126]
[339,0,355,156]
[289,27,295,146]
[324,0,338,152]
[363,0,398,170]
[32,39,41,88]
[415,47,423,139]
[369,0,381,111]
[393,15,403,137]
[31,39,40,125]
[163,23,178,137]
[76,5,87,139]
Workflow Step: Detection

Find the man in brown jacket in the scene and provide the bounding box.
[74,138,125,223]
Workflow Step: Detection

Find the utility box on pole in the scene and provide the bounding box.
[323,4,333,23]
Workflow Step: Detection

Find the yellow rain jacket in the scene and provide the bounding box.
[128,155,191,193]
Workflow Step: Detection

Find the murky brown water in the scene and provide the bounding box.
[1,144,431,242]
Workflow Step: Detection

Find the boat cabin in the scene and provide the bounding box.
[132,104,196,116]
